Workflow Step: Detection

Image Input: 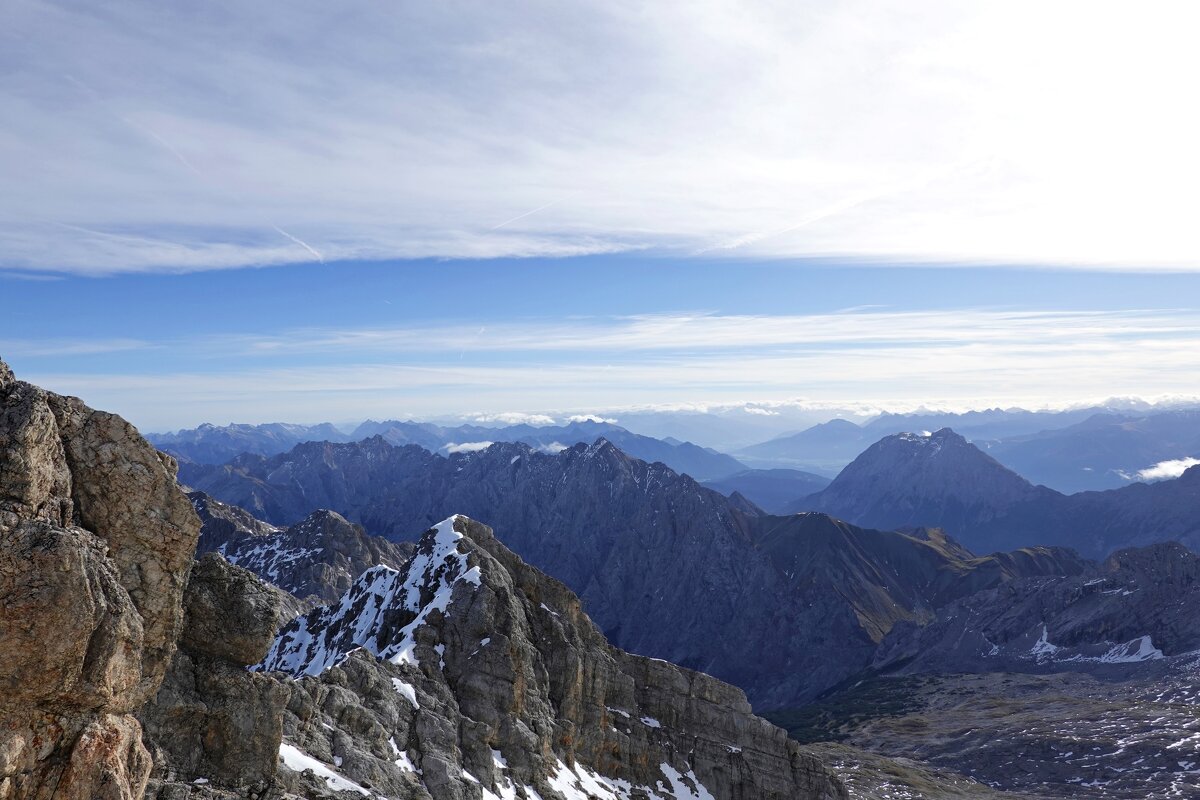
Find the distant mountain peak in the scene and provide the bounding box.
[799,427,1045,537]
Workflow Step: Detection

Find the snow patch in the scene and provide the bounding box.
[392,678,419,708]
[279,743,370,796]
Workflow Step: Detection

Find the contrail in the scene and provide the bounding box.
[65,74,206,179]
[273,226,325,263]
[67,73,325,265]
[490,199,563,230]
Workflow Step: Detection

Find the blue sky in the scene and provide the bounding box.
[4,2,1200,429]
[6,258,1200,430]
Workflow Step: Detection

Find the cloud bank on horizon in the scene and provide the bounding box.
[6,0,1200,274]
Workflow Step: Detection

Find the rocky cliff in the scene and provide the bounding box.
[0,358,200,798]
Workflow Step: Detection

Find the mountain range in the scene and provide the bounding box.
[153,419,745,481]
[185,434,1093,708]
[740,406,1200,493]
[191,446,1200,798]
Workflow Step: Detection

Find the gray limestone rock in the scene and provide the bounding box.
[0,358,201,800]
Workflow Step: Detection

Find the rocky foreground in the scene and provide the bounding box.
[0,358,847,800]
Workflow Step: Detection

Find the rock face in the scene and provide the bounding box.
[139,553,290,794]
[260,515,847,800]
[0,358,200,799]
[185,438,1089,707]
[193,495,416,605]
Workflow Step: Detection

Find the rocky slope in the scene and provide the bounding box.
[797,428,1200,557]
[872,541,1200,675]
[772,668,1200,800]
[258,514,847,800]
[765,539,1200,799]
[192,492,414,605]
[0,358,200,798]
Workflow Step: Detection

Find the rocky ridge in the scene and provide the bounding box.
[192,493,415,605]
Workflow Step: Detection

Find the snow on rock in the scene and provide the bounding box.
[1100,635,1165,663]
[218,536,323,591]
[391,678,420,708]
[547,759,717,800]
[1030,624,1060,660]
[257,516,480,676]
[279,742,371,796]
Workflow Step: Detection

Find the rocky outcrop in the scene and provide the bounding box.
[0,358,200,799]
[139,554,289,795]
[261,515,847,800]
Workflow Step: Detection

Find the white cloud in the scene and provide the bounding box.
[566,415,618,425]
[7,1,1200,273]
[1134,458,1200,482]
[442,441,494,454]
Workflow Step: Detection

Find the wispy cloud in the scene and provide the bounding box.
[7,1,1200,273]
[214,309,1200,355]
[0,337,154,357]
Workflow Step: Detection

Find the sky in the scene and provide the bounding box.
[4,1,1200,430]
